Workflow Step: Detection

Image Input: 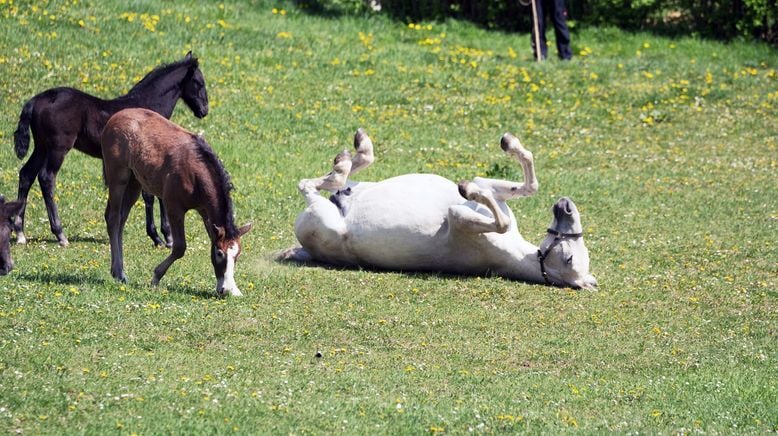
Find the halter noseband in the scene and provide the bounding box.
[537,228,582,286]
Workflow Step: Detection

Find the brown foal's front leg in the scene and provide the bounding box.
[151,210,186,286]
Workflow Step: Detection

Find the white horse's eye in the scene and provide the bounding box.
[566,255,573,265]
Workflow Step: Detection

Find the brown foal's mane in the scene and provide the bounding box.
[192,135,238,239]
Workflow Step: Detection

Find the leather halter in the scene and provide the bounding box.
[537,228,582,286]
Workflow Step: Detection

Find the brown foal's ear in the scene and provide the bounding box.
[212,224,226,240]
[238,223,253,237]
[185,50,193,60]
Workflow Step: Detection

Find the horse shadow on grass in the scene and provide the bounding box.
[15,270,217,299]
[274,249,514,284]
[15,271,109,287]
[14,235,106,246]
[67,235,107,244]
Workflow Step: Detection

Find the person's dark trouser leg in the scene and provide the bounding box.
[551,0,572,59]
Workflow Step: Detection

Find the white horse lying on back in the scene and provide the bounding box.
[281,130,597,289]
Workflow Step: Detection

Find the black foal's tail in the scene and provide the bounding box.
[13,98,35,160]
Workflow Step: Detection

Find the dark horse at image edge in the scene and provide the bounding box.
[12,51,208,247]
[0,196,24,275]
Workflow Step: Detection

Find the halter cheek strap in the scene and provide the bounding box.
[537,228,583,286]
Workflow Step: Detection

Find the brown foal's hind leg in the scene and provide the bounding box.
[151,207,186,286]
[106,169,134,282]
[119,178,142,229]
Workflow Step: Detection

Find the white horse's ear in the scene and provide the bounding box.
[212,224,225,240]
[238,223,253,237]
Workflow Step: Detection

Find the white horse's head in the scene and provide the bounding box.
[537,197,597,289]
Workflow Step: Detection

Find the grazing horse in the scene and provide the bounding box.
[12,51,208,247]
[101,108,252,297]
[281,129,597,289]
[0,196,24,275]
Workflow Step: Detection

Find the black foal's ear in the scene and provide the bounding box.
[184,50,198,67]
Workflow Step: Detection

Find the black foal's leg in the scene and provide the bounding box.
[158,199,172,248]
[38,150,69,246]
[14,146,46,244]
[142,191,165,247]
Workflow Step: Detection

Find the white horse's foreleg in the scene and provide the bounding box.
[451,180,511,234]
[291,149,353,264]
[298,151,353,205]
[349,128,375,175]
[278,246,313,262]
[473,133,538,201]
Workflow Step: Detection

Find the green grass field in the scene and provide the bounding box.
[0,0,776,433]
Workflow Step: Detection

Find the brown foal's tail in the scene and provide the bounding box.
[13,98,35,160]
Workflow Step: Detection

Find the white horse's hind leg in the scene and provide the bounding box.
[349,128,375,175]
[473,133,538,201]
[450,180,511,234]
[298,151,353,204]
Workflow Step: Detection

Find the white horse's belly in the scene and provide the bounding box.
[340,174,466,269]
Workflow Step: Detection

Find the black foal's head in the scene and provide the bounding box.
[181,52,209,119]
[0,196,24,275]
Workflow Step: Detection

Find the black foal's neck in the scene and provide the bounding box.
[117,60,191,116]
